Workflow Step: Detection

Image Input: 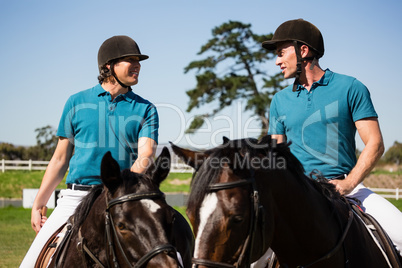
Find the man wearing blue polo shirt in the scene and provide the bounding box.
[264,19,402,256]
[21,35,159,267]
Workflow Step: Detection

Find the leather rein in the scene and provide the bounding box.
[77,191,182,268]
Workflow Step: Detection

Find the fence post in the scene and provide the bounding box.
[1,159,4,173]
[29,159,32,171]
[397,188,399,201]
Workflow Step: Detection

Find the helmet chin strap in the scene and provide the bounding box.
[292,41,318,92]
[293,41,302,92]
[110,62,130,89]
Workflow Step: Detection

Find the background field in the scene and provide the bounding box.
[0,170,401,267]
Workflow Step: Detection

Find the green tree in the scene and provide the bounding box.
[184,20,285,136]
[0,143,25,160]
[383,141,402,165]
[26,125,57,160]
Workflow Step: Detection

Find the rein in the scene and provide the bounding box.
[77,191,181,268]
[296,196,354,268]
[192,175,261,268]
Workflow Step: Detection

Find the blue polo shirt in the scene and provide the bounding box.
[57,84,159,185]
[268,69,377,178]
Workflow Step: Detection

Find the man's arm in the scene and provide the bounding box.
[330,117,384,195]
[131,137,157,173]
[31,137,73,233]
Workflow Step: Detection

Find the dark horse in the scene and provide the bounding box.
[172,136,399,268]
[43,147,194,267]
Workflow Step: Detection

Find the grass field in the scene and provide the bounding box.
[0,171,192,267]
[1,170,401,267]
[0,170,192,199]
[0,206,188,268]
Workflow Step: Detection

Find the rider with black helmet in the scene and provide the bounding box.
[264,19,402,258]
[98,35,149,89]
[21,35,159,267]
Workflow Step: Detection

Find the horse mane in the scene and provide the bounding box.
[259,138,341,201]
[71,169,150,232]
[187,138,261,212]
[187,136,340,212]
[71,184,104,231]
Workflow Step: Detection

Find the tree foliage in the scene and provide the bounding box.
[184,20,285,136]
[0,125,57,160]
[383,141,402,165]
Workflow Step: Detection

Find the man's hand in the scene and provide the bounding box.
[31,206,48,234]
[329,178,356,196]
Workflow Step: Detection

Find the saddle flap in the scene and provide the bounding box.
[350,201,402,268]
[34,223,68,268]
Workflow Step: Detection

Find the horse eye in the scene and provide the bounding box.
[117,222,126,230]
[231,215,244,224]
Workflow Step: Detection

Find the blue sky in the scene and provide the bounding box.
[1,0,401,152]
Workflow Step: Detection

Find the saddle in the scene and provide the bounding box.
[261,198,402,268]
[34,221,73,268]
[349,200,402,268]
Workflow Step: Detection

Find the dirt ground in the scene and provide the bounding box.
[363,174,402,188]
[363,164,402,188]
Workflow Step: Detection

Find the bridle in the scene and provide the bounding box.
[192,175,263,268]
[77,191,182,268]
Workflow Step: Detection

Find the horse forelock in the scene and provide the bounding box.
[187,138,258,214]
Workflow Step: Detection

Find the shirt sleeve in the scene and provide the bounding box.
[57,96,75,139]
[268,95,285,135]
[139,104,159,144]
[348,79,378,122]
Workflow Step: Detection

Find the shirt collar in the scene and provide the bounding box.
[96,84,136,103]
[294,68,333,91]
[314,68,333,86]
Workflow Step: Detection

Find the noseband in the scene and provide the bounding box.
[192,176,262,268]
[78,191,182,268]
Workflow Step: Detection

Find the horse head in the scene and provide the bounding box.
[98,147,183,267]
[172,137,270,267]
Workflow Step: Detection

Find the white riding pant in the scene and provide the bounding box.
[348,183,402,254]
[20,189,88,268]
[252,183,402,267]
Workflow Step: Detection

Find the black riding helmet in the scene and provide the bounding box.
[98,35,149,88]
[262,19,324,91]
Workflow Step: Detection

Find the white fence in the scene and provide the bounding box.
[1,159,48,172]
[368,188,400,200]
[0,159,193,173]
[1,160,400,200]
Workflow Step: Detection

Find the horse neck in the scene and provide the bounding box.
[79,193,108,250]
[258,169,342,260]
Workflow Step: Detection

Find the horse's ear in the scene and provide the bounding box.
[146,147,170,186]
[222,136,230,144]
[170,142,208,170]
[101,151,122,193]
